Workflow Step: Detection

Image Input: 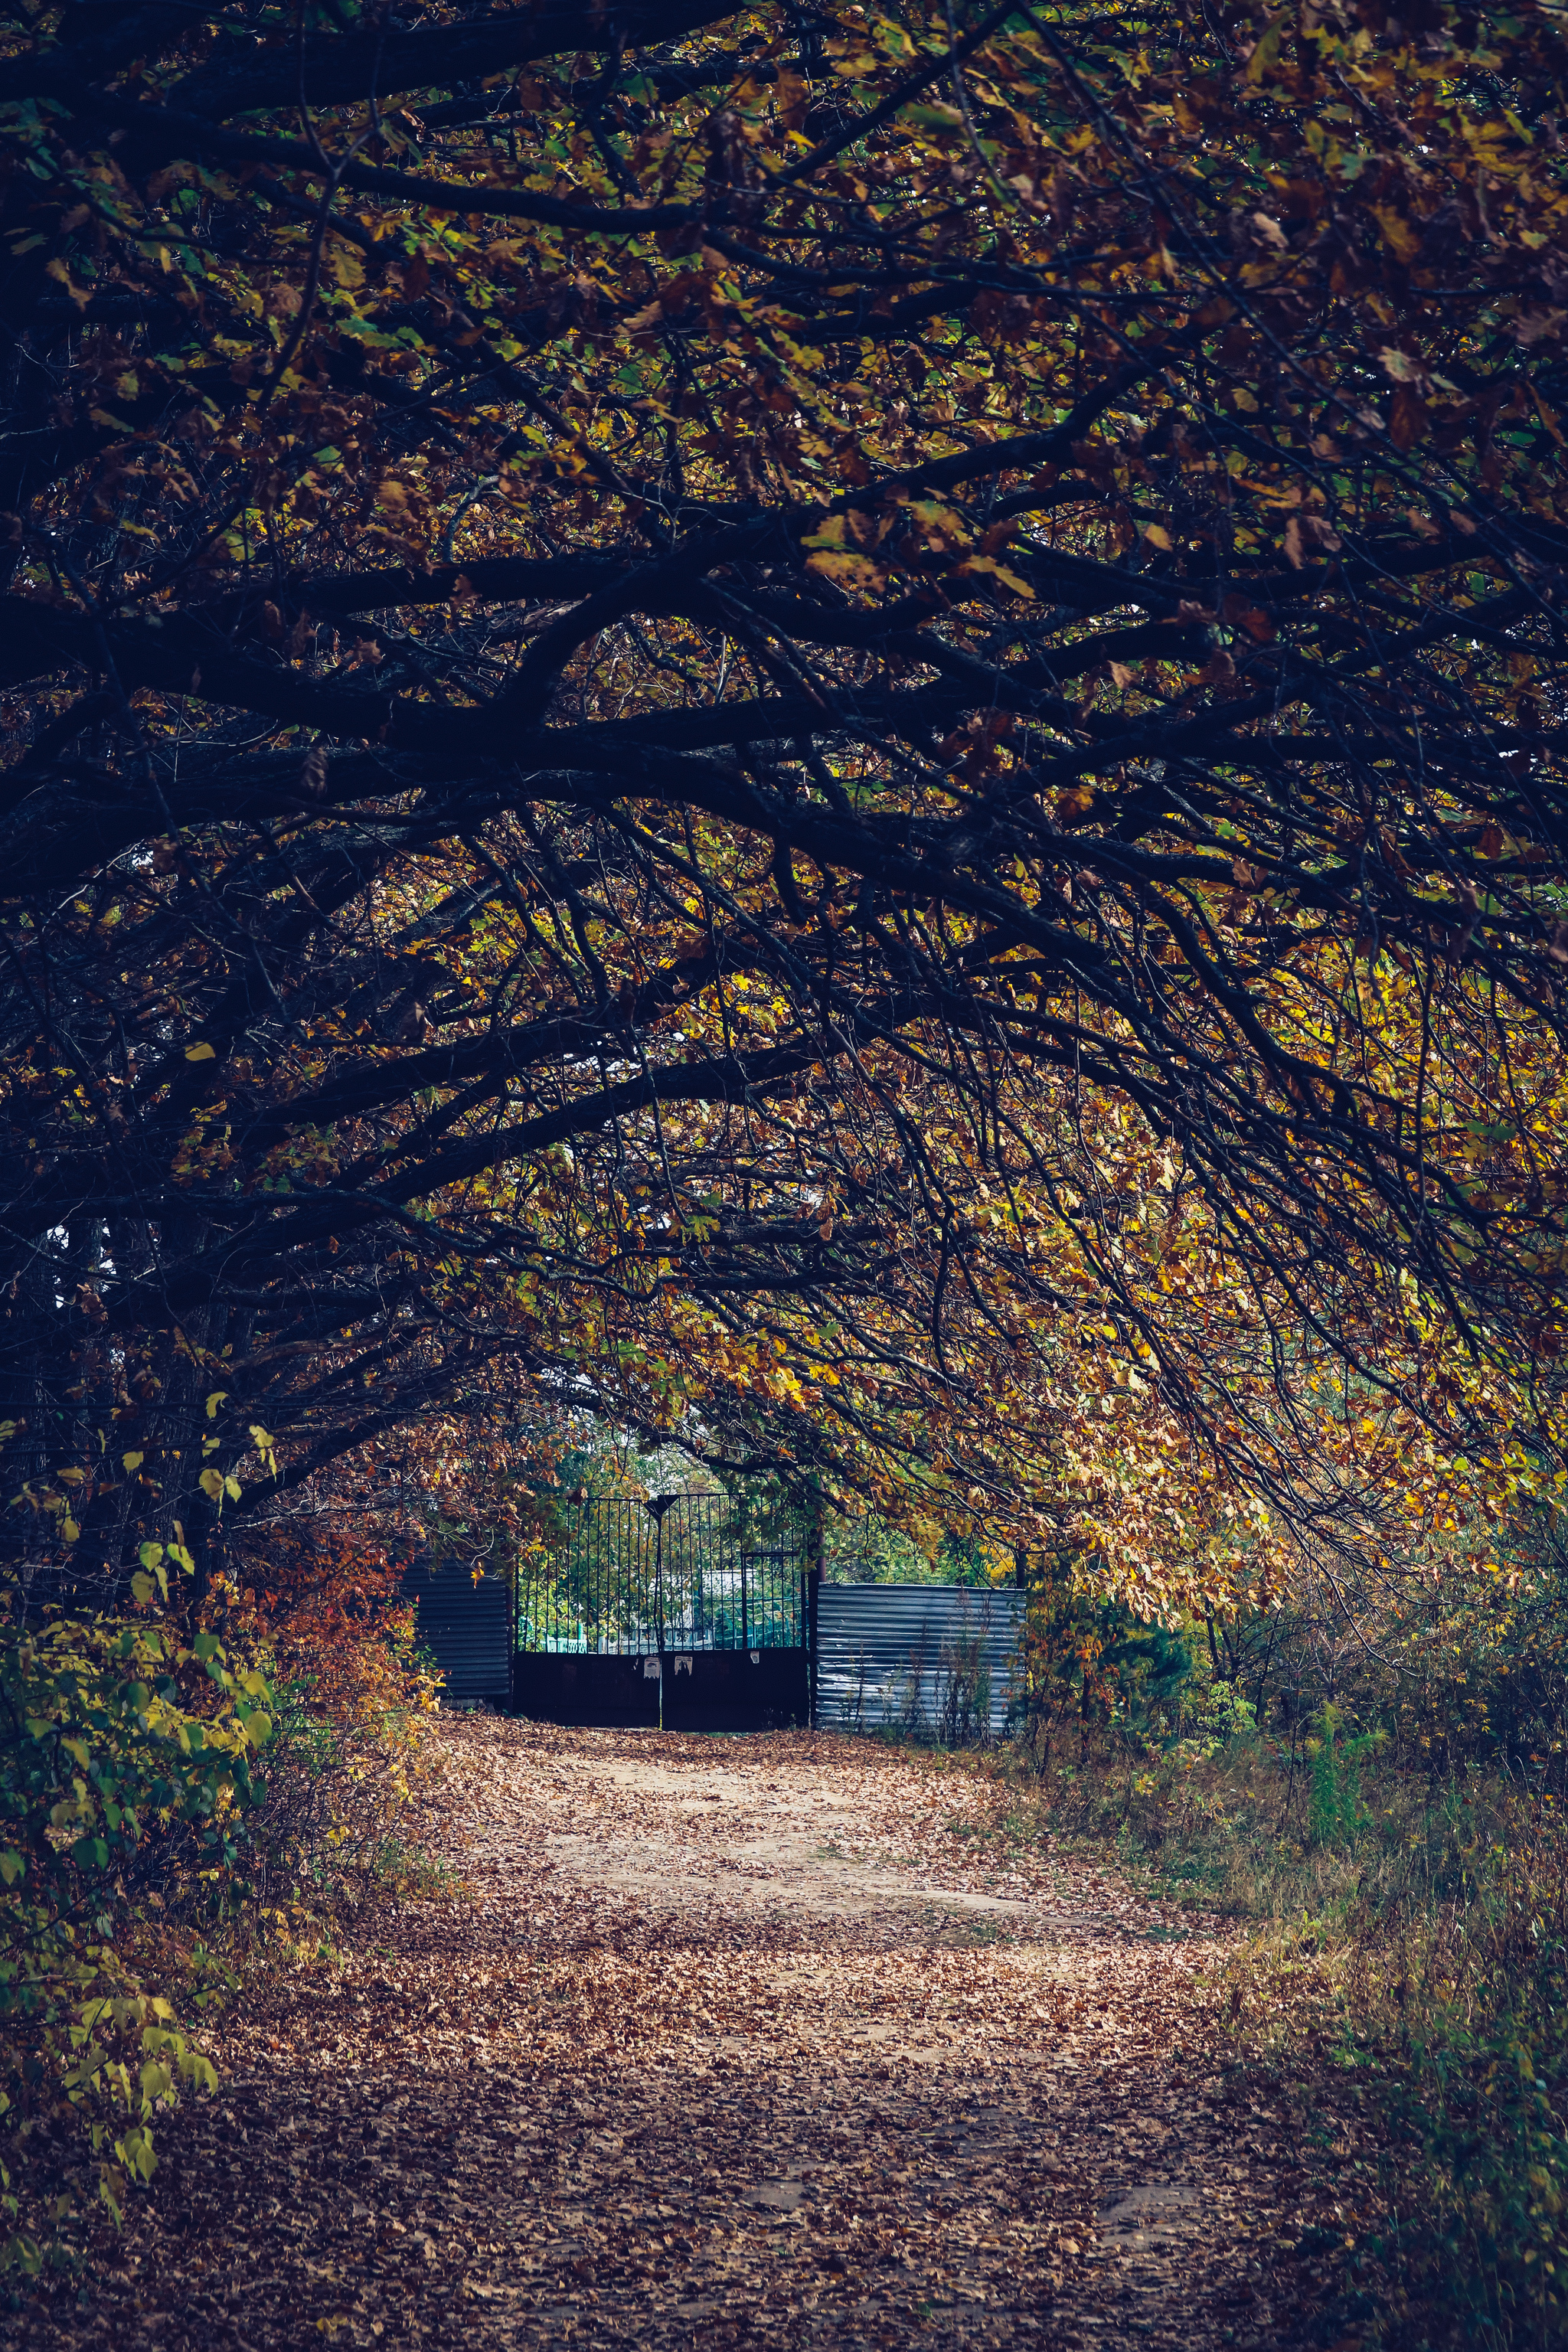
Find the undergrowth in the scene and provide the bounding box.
[0,1589,448,2287]
[981,1696,1568,2347]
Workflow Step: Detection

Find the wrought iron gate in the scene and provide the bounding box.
[514,1492,812,1729]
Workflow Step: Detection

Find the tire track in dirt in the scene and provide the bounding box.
[17,1720,1322,2350]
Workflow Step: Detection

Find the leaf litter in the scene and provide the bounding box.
[11,1720,1354,2349]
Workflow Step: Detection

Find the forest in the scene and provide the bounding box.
[2,0,1567,2341]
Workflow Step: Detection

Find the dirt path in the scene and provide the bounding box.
[23,1721,1334,2350]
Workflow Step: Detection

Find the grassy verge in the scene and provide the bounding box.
[947,1726,1568,2349]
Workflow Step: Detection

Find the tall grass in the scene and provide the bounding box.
[994,1720,1568,2348]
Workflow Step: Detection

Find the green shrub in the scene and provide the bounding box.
[1307,1707,1383,1850]
[1019,1553,1193,1763]
[0,1599,273,2271]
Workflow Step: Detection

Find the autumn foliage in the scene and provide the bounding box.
[2,0,1568,2279]
[228,1502,422,1723]
[0,0,1562,1648]
[0,0,1563,1626]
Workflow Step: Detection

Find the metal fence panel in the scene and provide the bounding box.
[815,1583,1024,1737]
[402,1560,512,1702]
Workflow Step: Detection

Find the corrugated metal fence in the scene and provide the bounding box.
[401,1559,512,1704]
[815,1583,1024,1738]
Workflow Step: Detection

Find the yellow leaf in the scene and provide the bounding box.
[954,555,1035,598]
[185,1043,217,1063]
[122,1451,145,1472]
[1372,207,1421,266]
[805,548,887,589]
[44,256,90,310]
[1244,19,1283,82]
[1140,523,1173,551]
[205,1392,229,1421]
[198,1466,225,1501]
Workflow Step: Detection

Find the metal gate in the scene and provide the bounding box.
[514,1493,812,1730]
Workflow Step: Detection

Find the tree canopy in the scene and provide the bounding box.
[3,0,1568,1614]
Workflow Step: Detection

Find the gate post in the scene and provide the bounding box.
[807,1534,822,1730]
